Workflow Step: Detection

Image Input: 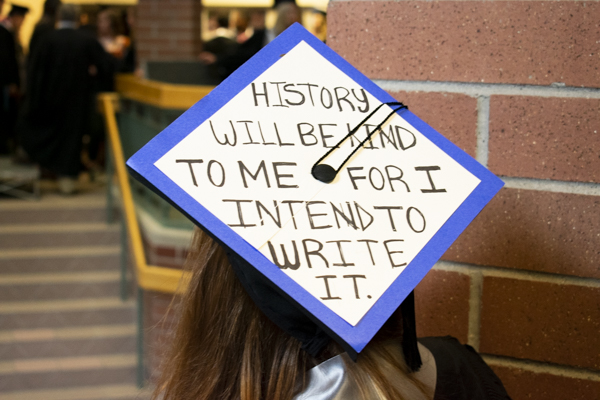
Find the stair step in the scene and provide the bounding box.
[0,271,121,285]
[0,228,120,250]
[0,298,136,330]
[0,353,136,374]
[0,272,123,301]
[0,194,105,211]
[0,189,143,395]
[0,354,136,392]
[0,208,109,225]
[0,335,135,361]
[0,245,120,260]
[0,254,121,274]
[0,297,134,314]
[0,324,136,343]
[0,384,151,400]
[0,222,119,234]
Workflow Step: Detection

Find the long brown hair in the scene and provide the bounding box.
[153,229,430,400]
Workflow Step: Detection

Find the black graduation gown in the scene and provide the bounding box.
[419,336,511,400]
[18,27,112,177]
[0,24,20,153]
[214,29,267,80]
[294,336,511,399]
[28,18,55,59]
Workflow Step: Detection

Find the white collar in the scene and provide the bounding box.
[293,343,437,400]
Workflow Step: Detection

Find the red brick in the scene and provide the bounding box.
[480,277,600,370]
[388,91,477,157]
[144,290,180,382]
[489,96,600,183]
[136,0,201,62]
[328,1,600,88]
[415,269,470,343]
[134,26,157,39]
[443,188,600,279]
[153,257,185,269]
[152,245,176,258]
[138,42,177,53]
[491,365,600,400]
[148,20,195,30]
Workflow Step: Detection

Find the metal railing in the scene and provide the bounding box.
[98,92,191,387]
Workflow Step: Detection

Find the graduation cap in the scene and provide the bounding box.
[127,23,503,368]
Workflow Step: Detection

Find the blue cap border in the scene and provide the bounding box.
[127,23,504,354]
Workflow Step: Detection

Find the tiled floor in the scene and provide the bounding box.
[0,178,151,399]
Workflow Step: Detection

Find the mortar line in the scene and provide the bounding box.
[476,96,490,167]
[377,80,600,99]
[467,271,483,351]
[501,176,600,196]
[482,354,600,382]
[433,261,600,288]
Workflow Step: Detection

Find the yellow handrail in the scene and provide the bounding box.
[115,74,214,110]
[98,92,190,294]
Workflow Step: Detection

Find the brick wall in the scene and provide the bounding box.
[143,290,179,383]
[139,236,188,383]
[328,1,600,399]
[136,0,202,63]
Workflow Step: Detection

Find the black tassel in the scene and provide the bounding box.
[400,291,422,372]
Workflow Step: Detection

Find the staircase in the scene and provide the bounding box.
[0,186,150,400]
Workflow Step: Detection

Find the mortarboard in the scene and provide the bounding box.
[127,23,503,367]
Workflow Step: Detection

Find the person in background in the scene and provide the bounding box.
[232,11,251,44]
[205,13,234,42]
[97,8,129,61]
[264,0,301,45]
[199,0,301,81]
[29,0,61,57]
[203,14,237,60]
[0,3,28,155]
[118,7,137,73]
[17,4,111,195]
[309,8,326,43]
[78,9,97,38]
[1,0,19,154]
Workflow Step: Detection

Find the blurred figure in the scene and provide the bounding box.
[232,11,251,43]
[309,8,327,43]
[97,8,129,60]
[205,13,234,41]
[203,14,237,58]
[1,0,19,154]
[5,5,28,86]
[78,9,97,38]
[2,4,28,39]
[199,1,300,81]
[18,4,111,195]
[266,0,301,43]
[29,0,61,56]
[0,3,28,155]
[118,7,137,73]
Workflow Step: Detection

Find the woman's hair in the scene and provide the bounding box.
[154,228,430,400]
